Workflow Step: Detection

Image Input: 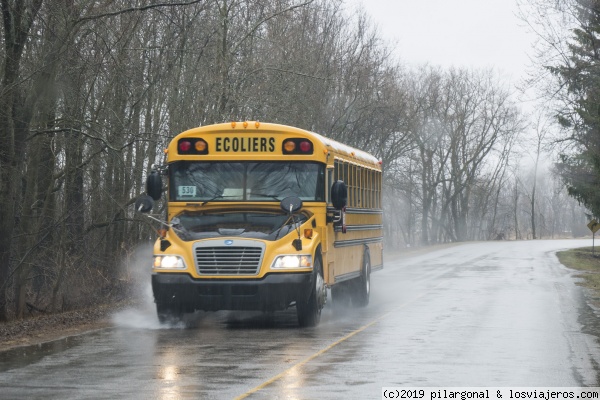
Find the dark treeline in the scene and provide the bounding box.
[0,0,586,321]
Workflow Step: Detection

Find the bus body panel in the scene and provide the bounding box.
[329,208,383,283]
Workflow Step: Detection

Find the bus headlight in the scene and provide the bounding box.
[154,255,187,270]
[270,255,312,269]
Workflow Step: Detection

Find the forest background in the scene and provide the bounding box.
[0,0,592,321]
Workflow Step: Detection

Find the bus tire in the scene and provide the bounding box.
[352,249,370,308]
[156,302,184,325]
[297,251,325,327]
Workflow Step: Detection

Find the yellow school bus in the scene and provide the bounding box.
[136,121,383,326]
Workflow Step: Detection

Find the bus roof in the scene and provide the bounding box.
[310,130,380,165]
[176,121,381,166]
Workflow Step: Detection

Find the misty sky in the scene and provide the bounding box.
[348,0,536,82]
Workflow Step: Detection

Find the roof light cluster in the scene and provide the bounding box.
[178,138,208,154]
[282,139,313,155]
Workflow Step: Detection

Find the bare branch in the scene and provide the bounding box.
[231,0,316,55]
[76,0,205,24]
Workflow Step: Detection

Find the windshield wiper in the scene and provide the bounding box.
[201,193,281,205]
[201,194,224,205]
[201,194,240,205]
[251,193,282,201]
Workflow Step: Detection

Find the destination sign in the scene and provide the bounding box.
[215,136,275,153]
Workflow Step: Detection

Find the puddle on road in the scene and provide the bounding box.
[0,333,89,373]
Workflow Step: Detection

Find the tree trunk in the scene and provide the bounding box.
[0,0,45,321]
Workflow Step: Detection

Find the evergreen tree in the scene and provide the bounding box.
[552,0,600,215]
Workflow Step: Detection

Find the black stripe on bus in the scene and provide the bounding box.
[333,236,383,248]
[334,271,361,283]
[334,263,384,284]
[327,207,383,215]
[334,224,383,232]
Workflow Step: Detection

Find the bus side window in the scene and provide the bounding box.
[368,169,373,208]
[348,164,353,207]
[377,172,382,208]
[327,168,334,204]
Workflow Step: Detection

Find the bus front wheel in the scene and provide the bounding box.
[297,253,325,327]
[156,302,184,325]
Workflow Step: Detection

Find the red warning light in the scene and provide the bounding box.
[179,140,192,152]
[299,141,312,153]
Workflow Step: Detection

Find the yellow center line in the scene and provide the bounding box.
[235,284,440,400]
[234,315,385,400]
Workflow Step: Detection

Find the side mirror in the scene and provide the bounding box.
[146,170,162,201]
[280,196,303,214]
[135,194,154,214]
[331,180,347,210]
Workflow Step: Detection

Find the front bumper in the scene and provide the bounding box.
[152,272,313,312]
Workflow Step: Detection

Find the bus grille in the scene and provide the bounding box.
[195,246,263,275]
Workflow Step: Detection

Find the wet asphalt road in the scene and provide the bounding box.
[1,240,599,399]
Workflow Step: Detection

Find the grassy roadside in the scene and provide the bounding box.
[556,247,600,306]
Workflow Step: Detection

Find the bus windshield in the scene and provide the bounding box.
[169,161,325,202]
